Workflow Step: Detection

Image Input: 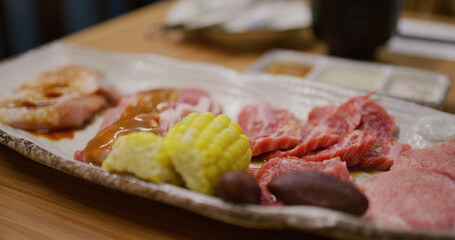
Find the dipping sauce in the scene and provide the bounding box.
[264,61,313,78]
[83,89,178,166]
[30,129,76,140]
[316,67,380,91]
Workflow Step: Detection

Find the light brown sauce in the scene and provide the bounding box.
[83,89,178,166]
[30,129,76,140]
[264,61,313,78]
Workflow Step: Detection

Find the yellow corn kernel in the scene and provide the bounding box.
[164,112,251,194]
[102,131,183,185]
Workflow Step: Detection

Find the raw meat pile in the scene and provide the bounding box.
[239,93,411,171]
[238,92,455,230]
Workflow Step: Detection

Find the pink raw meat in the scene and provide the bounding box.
[175,88,222,115]
[256,157,353,205]
[302,130,376,167]
[99,94,135,130]
[309,93,372,135]
[357,100,411,170]
[238,103,301,156]
[353,140,411,170]
[255,124,338,161]
[359,169,455,230]
[308,105,336,124]
[391,138,455,177]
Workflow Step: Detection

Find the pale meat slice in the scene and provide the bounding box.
[255,124,338,161]
[359,169,455,230]
[391,138,455,177]
[357,100,411,170]
[237,103,301,156]
[0,65,117,131]
[302,130,376,167]
[158,88,223,135]
[175,88,222,115]
[255,157,353,205]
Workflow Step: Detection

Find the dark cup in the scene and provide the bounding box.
[310,0,403,59]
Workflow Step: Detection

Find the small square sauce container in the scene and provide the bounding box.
[314,61,385,92]
[379,68,451,108]
[247,49,323,79]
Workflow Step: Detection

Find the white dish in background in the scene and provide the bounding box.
[0,43,454,240]
[163,0,312,49]
[248,49,452,108]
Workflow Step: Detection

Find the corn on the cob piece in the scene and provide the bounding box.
[164,112,252,195]
[102,132,183,185]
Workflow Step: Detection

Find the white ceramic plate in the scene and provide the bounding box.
[1,43,454,240]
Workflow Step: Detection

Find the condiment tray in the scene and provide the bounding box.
[248,49,452,108]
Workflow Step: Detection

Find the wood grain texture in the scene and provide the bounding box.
[1,1,455,239]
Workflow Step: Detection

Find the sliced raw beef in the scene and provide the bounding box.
[358,100,395,143]
[309,93,372,135]
[391,138,455,177]
[357,100,411,170]
[359,169,455,230]
[0,65,117,131]
[238,103,301,156]
[255,157,353,205]
[255,124,338,161]
[308,105,336,124]
[353,141,411,170]
[302,130,376,167]
[74,88,221,165]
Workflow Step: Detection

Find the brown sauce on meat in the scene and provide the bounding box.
[83,89,178,166]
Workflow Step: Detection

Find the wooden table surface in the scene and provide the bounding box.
[1,1,455,239]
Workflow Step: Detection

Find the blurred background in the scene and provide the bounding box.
[0,0,453,60]
[0,0,158,60]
